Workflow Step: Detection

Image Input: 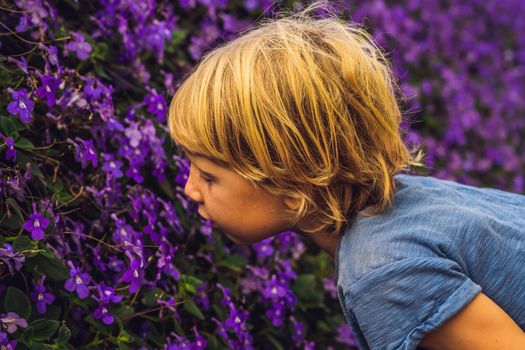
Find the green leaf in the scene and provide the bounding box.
[92,42,109,60]
[202,331,222,350]
[14,137,35,150]
[5,286,32,319]
[171,30,188,46]
[40,304,62,321]
[13,235,32,252]
[112,305,135,321]
[93,63,111,80]
[159,180,175,199]
[0,116,18,136]
[142,288,163,306]
[5,197,24,224]
[118,343,129,350]
[293,274,316,291]
[33,252,69,281]
[58,323,71,342]
[173,317,185,337]
[266,334,285,350]
[27,319,59,341]
[183,300,204,320]
[84,315,113,336]
[178,275,203,296]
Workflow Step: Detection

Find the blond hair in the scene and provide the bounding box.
[168,1,424,239]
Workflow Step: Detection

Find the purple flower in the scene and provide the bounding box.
[7,56,28,74]
[265,300,285,327]
[30,276,55,314]
[290,316,305,345]
[122,259,142,294]
[102,153,124,178]
[322,277,337,300]
[0,133,16,161]
[6,88,33,123]
[125,164,144,184]
[96,284,123,304]
[112,216,137,244]
[68,137,98,168]
[22,203,50,240]
[0,331,17,350]
[144,90,167,123]
[262,274,287,300]
[65,32,92,60]
[64,261,91,299]
[0,312,28,334]
[92,304,114,325]
[252,237,274,260]
[36,74,61,107]
[0,244,25,276]
[335,322,357,347]
[38,44,59,67]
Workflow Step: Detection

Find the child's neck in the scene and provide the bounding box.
[295,227,339,259]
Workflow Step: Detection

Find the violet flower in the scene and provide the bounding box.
[0,332,16,350]
[0,312,28,334]
[144,89,167,123]
[36,74,61,107]
[30,276,55,314]
[335,322,357,347]
[0,134,16,161]
[22,203,50,241]
[68,137,98,168]
[65,32,92,60]
[265,300,285,327]
[6,88,33,124]
[0,244,25,276]
[97,285,123,304]
[64,261,91,299]
[122,259,142,294]
[102,153,124,179]
[92,304,114,325]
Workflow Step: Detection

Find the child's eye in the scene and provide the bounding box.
[199,172,213,184]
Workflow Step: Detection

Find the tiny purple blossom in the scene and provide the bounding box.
[122,259,142,294]
[30,276,55,314]
[92,304,114,325]
[22,203,50,240]
[7,56,28,74]
[144,90,167,123]
[65,32,92,60]
[68,137,98,168]
[64,261,91,299]
[6,88,33,123]
[102,153,124,178]
[0,331,17,350]
[0,244,25,276]
[96,285,123,304]
[0,133,16,161]
[36,75,61,107]
[125,164,144,183]
[0,312,28,334]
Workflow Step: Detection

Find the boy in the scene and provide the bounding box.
[168,2,525,349]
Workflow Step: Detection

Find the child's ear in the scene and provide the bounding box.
[283,196,301,211]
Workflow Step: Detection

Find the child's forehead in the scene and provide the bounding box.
[180,146,230,167]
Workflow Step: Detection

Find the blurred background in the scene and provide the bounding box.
[0,0,524,349]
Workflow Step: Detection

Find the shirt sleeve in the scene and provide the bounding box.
[339,257,482,350]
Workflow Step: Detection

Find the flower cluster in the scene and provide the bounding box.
[1,0,524,349]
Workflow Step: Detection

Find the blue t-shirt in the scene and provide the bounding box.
[335,174,525,350]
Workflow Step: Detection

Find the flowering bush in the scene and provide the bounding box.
[0,0,523,349]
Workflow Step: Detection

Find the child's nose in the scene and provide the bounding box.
[183,167,203,203]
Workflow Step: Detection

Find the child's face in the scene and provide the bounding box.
[183,153,295,245]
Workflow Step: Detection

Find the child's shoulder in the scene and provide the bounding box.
[336,173,525,283]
